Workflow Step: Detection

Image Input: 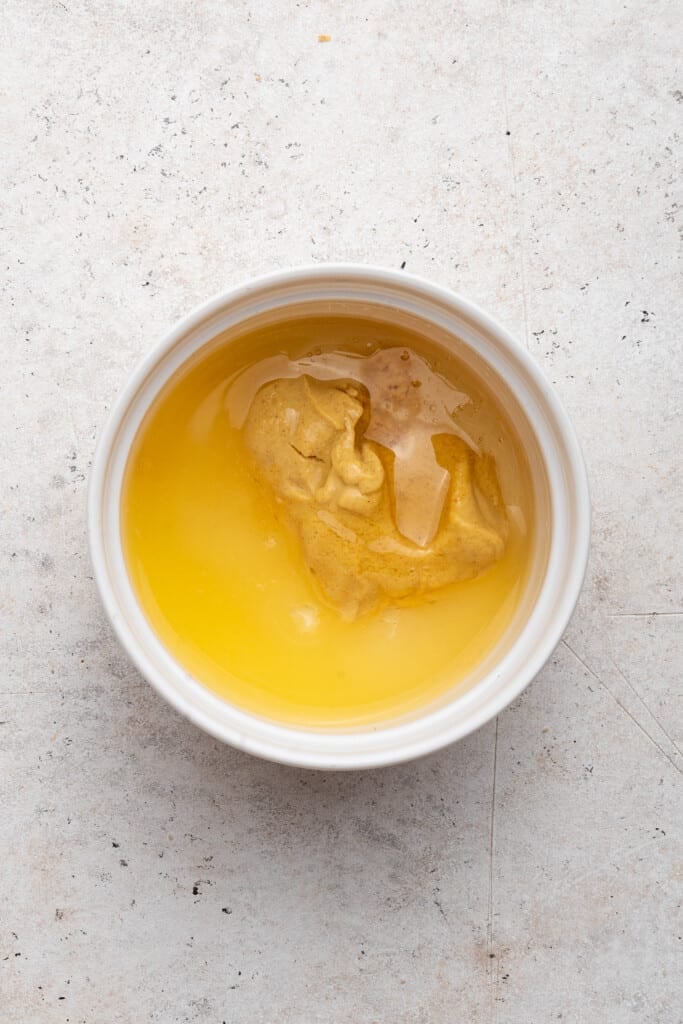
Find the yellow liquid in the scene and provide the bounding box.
[122,316,534,727]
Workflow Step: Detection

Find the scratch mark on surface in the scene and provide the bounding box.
[1,690,62,695]
[433,895,447,920]
[609,611,683,618]
[608,656,682,757]
[561,640,682,776]
[487,716,500,1022]
[497,0,530,352]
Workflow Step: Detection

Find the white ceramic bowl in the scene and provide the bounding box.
[89,265,590,769]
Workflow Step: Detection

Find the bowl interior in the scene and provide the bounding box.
[90,268,588,768]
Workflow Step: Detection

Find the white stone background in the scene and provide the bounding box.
[1,2,681,1022]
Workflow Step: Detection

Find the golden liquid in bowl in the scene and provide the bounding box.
[121,315,534,727]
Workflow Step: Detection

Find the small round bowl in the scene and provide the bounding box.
[89,265,590,769]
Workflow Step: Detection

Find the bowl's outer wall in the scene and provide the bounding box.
[88,265,590,769]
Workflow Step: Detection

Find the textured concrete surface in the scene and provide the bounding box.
[1,2,682,1022]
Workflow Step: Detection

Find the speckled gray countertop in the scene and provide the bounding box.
[1,2,681,1022]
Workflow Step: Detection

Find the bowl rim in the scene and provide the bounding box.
[88,263,590,769]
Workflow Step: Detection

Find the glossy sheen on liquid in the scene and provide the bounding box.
[121,317,534,727]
